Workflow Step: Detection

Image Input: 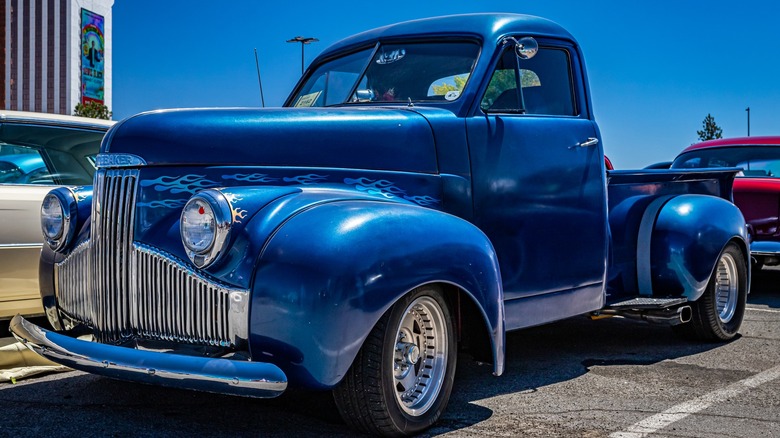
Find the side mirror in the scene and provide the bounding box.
[353,89,376,102]
[501,36,538,60]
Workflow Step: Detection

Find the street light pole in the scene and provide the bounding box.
[746,107,751,137]
[286,36,319,75]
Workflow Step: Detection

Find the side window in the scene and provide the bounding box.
[481,45,576,116]
[0,144,53,184]
[428,73,470,99]
[291,48,373,107]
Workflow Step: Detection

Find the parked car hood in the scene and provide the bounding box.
[104,107,438,174]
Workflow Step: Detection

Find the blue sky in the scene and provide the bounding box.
[112,0,779,169]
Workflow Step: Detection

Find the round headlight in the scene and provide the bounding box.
[41,194,64,241]
[181,198,216,254]
[41,190,76,251]
[181,191,232,268]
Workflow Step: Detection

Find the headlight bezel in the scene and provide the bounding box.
[180,190,233,268]
[41,189,77,251]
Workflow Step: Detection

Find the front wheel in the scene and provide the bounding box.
[333,285,457,436]
[673,242,748,341]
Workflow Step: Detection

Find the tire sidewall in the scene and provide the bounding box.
[380,286,457,434]
[706,243,748,339]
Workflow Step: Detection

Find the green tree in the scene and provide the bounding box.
[431,74,469,95]
[480,69,541,110]
[74,101,112,120]
[697,113,723,141]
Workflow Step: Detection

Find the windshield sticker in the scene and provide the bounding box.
[376,49,406,65]
[294,91,322,107]
[444,91,460,101]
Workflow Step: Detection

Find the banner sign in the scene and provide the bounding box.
[81,9,105,104]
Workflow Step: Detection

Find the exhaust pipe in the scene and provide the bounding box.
[599,305,692,326]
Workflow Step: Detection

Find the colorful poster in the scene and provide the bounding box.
[80,9,105,104]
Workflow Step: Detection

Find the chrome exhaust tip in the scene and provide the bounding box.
[678,305,692,324]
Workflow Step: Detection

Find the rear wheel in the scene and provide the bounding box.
[673,242,747,341]
[333,285,456,436]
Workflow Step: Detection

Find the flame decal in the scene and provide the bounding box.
[232,207,248,223]
[344,177,440,206]
[283,174,329,185]
[222,192,248,223]
[71,186,90,202]
[344,177,407,199]
[403,195,440,207]
[137,199,188,209]
[222,192,244,204]
[140,174,219,194]
[223,173,278,183]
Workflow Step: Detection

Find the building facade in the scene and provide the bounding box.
[1,0,113,116]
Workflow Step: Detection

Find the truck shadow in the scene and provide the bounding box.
[430,267,778,435]
[431,315,726,434]
[0,313,750,437]
[2,270,775,437]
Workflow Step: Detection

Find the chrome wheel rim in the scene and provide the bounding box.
[391,295,448,416]
[715,252,739,323]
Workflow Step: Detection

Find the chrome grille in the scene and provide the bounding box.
[133,244,237,346]
[56,242,93,326]
[92,169,138,342]
[54,169,247,347]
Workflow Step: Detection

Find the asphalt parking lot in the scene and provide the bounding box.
[1,270,778,437]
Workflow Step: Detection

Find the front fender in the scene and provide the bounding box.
[248,200,504,389]
[648,194,749,300]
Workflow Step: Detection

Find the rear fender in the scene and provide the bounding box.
[248,200,504,389]
[646,194,749,300]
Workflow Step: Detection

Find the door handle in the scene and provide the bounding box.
[575,137,599,148]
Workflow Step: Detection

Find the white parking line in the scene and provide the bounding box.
[610,364,780,438]
[747,306,780,314]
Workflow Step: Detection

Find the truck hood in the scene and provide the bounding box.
[104,107,438,174]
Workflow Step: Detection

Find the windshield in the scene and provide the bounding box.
[671,146,780,178]
[288,41,480,107]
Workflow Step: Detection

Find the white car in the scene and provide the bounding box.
[0,111,113,319]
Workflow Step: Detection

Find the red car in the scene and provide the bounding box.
[672,136,780,268]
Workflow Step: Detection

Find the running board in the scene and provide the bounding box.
[607,297,688,310]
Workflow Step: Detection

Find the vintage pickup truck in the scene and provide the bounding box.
[12,13,749,436]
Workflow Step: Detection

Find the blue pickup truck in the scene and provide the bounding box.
[12,13,748,436]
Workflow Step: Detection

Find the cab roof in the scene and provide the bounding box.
[317,13,575,59]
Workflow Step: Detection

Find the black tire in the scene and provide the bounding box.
[333,285,457,436]
[673,242,747,342]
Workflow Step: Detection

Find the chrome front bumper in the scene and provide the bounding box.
[10,315,287,398]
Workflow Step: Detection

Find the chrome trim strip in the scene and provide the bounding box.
[10,315,287,398]
[95,153,147,168]
[0,243,43,249]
